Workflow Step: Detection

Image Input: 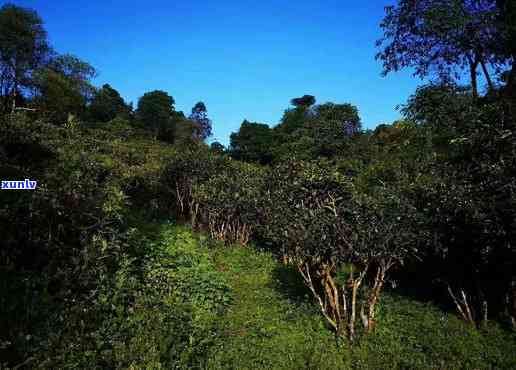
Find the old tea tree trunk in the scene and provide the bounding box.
[293,194,417,343]
[296,257,397,343]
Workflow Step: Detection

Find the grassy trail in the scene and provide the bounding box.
[205,246,349,369]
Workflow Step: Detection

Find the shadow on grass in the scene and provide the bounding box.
[268,263,313,305]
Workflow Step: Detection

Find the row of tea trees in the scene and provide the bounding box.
[162,83,516,341]
[162,151,425,342]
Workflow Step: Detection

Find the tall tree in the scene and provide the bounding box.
[275,95,317,138]
[89,84,131,122]
[170,111,199,145]
[0,4,51,113]
[376,0,505,97]
[229,120,274,164]
[314,102,361,135]
[136,90,175,139]
[498,0,516,124]
[46,54,96,100]
[291,94,316,109]
[188,101,212,141]
[400,83,478,130]
[496,0,516,60]
[210,141,225,154]
[32,54,96,123]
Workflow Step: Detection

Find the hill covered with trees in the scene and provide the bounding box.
[1,1,516,368]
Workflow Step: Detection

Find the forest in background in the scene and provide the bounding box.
[1,0,516,368]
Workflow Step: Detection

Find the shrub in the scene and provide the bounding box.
[192,161,265,245]
[262,160,419,341]
[162,147,227,220]
[34,226,231,369]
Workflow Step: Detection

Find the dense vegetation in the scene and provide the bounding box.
[1,1,516,368]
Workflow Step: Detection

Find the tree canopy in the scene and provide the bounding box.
[188,101,212,141]
[136,90,176,138]
[89,84,131,122]
[291,94,316,109]
[32,54,96,123]
[229,120,274,164]
[0,3,50,113]
[376,0,507,96]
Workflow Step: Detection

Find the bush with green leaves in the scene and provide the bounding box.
[192,160,265,245]
[262,160,419,341]
[0,112,184,367]
[163,148,266,246]
[30,226,231,369]
[380,84,516,328]
[0,113,136,364]
[161,147,228,221]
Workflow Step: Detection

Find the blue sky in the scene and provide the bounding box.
[8,0,424,145]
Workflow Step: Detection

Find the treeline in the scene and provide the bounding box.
[225,96,361,164]
[0,4,212,145]
[1,0,516,367]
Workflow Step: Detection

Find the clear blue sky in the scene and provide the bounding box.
[8,0,424,145]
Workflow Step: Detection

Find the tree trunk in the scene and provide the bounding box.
[510,280,516,330]
[366,265,386,333]
[479,58,494,92]
[282,254,289,266]
[468,55,480,98]
[11,85,17,114]
[481,300,488,327]
[447,285,475,325]
[349,280,359,342]
[298,262,338,332]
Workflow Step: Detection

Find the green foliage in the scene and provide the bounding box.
[0,114,129,366]
[88,84,132,123]
[263,160,352,262]
[162,146,227,218]
[291,94,316,109]
[32,54,96,123]
[260,159,420,340]
[229,100,362,164]
[210,141,225,154]
[206,244,516,369]
[163,147,265,244]
[350,293,516,369]
[192,160,265,245]
[206,245,351,370]
[376,0,504,96]
[274,106,311,138]
[30,224,231,369]
[400,83,479,131]
[188,101,212,141]
[2,2,516,368]
[135,90,176,138]
[0,112,180,367]
[173,114,203,146]
[229,120,275,164]
[314,102,361,134]
[0,3,50,113]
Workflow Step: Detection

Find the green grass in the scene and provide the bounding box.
[197,240,516,369]
[120,218,516,369]
[205,246,349,369]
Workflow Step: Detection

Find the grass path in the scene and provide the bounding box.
[205,246,349,369]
